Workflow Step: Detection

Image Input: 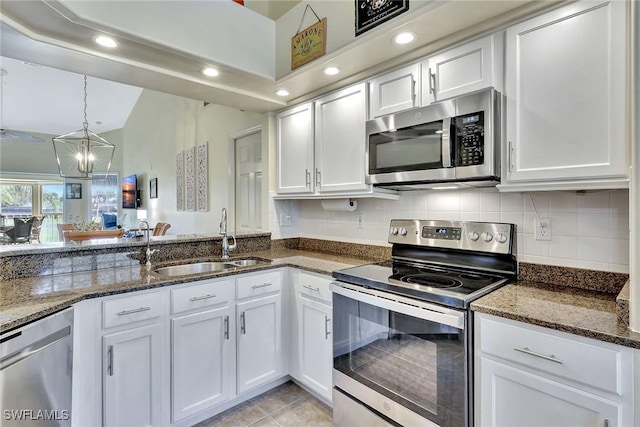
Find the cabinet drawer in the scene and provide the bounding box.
[478,315,623,394]
[294,270,332,304]
[236,270,282,300]
[103,291,163,329]
[171,279,234,315]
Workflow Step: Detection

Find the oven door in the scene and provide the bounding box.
[331,282,467,427]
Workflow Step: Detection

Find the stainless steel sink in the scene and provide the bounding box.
[152,258,270,277]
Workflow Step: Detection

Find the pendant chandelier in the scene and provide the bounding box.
[52,75,115,179]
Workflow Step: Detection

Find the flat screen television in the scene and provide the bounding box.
[122,174,138,209]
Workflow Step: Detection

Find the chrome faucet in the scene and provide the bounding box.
[139,220,157,267]
[219,208,236,259]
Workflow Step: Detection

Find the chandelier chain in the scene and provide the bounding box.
[83,75,88,125]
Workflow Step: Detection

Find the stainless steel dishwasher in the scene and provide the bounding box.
[0,308,73,426]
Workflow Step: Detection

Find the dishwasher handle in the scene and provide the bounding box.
[0,326,71,371]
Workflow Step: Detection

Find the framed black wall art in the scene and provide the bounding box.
[355,0,409,36]
[65,183,82,199]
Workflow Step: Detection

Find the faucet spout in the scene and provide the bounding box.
[219,207,236,259]
[139,220,156,266]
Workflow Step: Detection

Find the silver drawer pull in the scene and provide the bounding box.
[514,346,563,364]
[190,294,216,302]
[303,284,320,292]
[251,282,272,290]
[117,307,151,316]
[325,316,331,340]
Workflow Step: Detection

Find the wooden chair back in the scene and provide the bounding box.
[64,229,125,242]
[152,222,171,236]
[57,224,76,241]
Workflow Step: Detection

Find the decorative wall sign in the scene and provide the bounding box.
[150,178,158,199]
[185,146,196,211]
[196,142,208,211]
[176,151,184,211]
[355,0,409,36]
[291,6,326,70]
[65,183,82,199]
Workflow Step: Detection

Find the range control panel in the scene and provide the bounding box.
[389,219,514,254]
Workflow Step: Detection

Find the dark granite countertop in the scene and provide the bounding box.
[0,248,367,333]
[471,281,640,349]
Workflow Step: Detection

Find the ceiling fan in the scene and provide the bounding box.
[0,68,45,143]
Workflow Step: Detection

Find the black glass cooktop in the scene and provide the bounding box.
[332,260,510,309]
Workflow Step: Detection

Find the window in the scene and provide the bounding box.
[91,174,119,220]
[0,184,33,218]
[41,184,64,214]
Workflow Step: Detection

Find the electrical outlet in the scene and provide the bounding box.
[535,217,552,241]
[356,213,365,228]
[279,213,291,227]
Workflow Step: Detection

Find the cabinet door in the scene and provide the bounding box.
[236,293,282,394]
[298,295,332,402]
[103,323,164,427]
[478,357,620,427]
[276,103,314,194]
[424,35,495,104]
[171,306,234,422]
[369,64,420,118]
[504,1,627,186]
[314,83,368,193]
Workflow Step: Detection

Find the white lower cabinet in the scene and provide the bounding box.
[103,322,164,427]
[475,313,635,427]
[170,279,235,422]
[290,270,333,403]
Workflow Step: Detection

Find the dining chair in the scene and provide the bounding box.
[29,215,46,243]
[6,217,34,244]
[152,223,171,236]
[57,224,76,241]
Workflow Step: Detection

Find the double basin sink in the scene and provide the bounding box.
[153,258,270,277]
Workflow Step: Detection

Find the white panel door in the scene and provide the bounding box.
[424,35,495,104]
[504,0,627,184]
[369,64,420,118]
[314,83,368,193]
[478,357,620,427]
[171,306,234,422]
[276,103,314,194]
[235,130,262,233]
[103,323,164,427]
[298,295,332,402]
[236,293,282,394]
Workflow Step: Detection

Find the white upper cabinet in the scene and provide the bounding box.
[499,0,628,191]
[276,103,314,194]
[369,64,420,118]
[423,34,500,105]
[315,83,368,193]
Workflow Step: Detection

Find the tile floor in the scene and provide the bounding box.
[194,381,333,427]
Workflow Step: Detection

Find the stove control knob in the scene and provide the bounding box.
[390,227,399,235]
[481,232,493,242]
[399,227,408,236]
[468,231,480,241]
[496,233,508,243]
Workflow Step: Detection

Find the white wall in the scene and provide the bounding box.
[0,131,62,174]
[122,89,267,233]
[270,189,629,273]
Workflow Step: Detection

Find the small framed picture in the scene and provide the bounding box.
[150,178,158,199]
[65,183,82,199]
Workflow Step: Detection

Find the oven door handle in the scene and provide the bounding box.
[330,282,465,329]
[441,117,452,168]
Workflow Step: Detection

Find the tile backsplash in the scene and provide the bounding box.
[270,189,629,273]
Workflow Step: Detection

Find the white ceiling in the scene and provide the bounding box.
[1,56,143,135]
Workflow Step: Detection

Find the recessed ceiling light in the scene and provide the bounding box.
[94,35,118,48]
[393,32,416,45]
[275,89,290,97]
[323,66,340,76]
[202,67,219,77]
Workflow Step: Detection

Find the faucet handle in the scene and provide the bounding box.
[228,235,237,251]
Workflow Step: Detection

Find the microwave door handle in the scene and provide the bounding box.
[441,117,452,168]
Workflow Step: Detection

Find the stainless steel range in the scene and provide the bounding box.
[331,220,516,427]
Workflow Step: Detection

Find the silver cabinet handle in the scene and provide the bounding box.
[508,141,514,172]
[251,282,272,290]
[190,294,216,302]
[411,77,416,101]
[305,169,311,188]
[0,326,71,371]
[324,316,331,340]
[240,312,246,334]
[117,307,151,316]
[429,68,436,95]
[107,345,114,376]
[604,420,610,427]
[315,168,321,187]
[514,346,563,364]
[224,315,229,340]
[303,284,320,292]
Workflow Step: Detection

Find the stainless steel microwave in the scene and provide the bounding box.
[366,88,500,190]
